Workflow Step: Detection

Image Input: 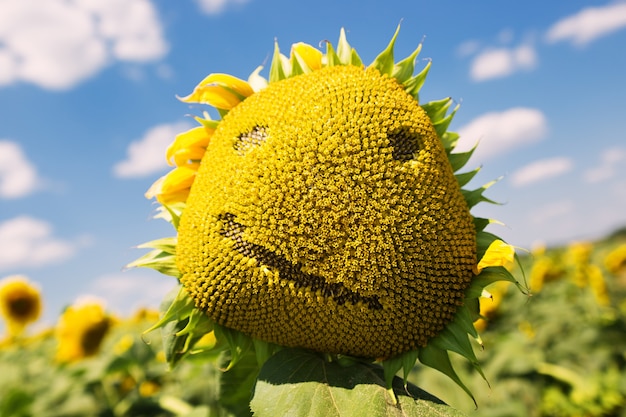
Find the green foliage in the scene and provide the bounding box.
[251,349,465,417]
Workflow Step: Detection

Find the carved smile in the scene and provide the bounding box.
[218,213,383,310]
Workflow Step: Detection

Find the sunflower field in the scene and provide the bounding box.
[2,229,626,417]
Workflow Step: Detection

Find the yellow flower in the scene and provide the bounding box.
[55,301,114,362]
[139,380,161,397]
[605,243,626,275]
[138,26,521,397]
[474,281,510,331]
[0,275,42,338]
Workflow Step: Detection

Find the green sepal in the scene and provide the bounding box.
[136,237,176,254]
[466,267,519,299]
[455,167,480,187]
[430,320,487,384]
[473,217,491,233]
[401,349,419,385]
[392,43,422,84]
[269,40,286,83]
[449,148,476,173]
[462,179,500,209]
[433,104,459,138]
[422,97,452,124]
[370,24,400,76]
[125,247,180,278]
[175,307,214,338]
[143,286,195,335]
[153,203,185,230]
[350,48,363,67]
[418,344,476,407]
[336,28,353,65]
[404,60,431,99]
[253,339,280,367]
[441,131,460,153]
[194,116,220,130]
[324,40,342,67]
[382,355,404,389]
[290,50,307,76]
[452,303,481,342]
[213,323,253,371]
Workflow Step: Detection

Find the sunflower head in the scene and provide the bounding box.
[138,26,522,399]
[0,275,42,338]
[55,300,115,362]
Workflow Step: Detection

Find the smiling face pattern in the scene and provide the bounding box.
[176,65,477,358]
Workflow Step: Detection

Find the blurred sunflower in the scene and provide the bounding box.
[55,300,115,362]
[135,26,521,398]
[605,244,626,275]
[0,275,42,338]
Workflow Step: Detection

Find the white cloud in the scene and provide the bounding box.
[530,201,575,226]
[0,216,78,271]
[546,2,626,46]
[113,121,191,178]
[0,0,167,90]
[456,107,548,162]
[510,157,573,187]
[456,40,481,58]
[470,44,537,81]
[195,0,251,15]
[87,271,176,315]
[583,146,626,183]
[0,140,40,199]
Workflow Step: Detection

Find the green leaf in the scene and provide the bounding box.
[251,348,467,417]
[219,348,260,417]
[0,388,33,417]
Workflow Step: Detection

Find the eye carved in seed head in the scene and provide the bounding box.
[234,126,268,155]
[217,213,383,310]
[387,126,422,161]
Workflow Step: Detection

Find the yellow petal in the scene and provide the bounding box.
[180,73,254,109]
[145,166,199,204]
[166,126,213,166]
[474,239,515,274]
[291,42,323,71]
[171,146,206,166]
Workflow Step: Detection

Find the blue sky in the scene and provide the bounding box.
[1,0,626,328]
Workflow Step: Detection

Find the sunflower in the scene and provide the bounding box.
[0,275,42,338]
[135,26,521,399]
[55,300,115,362]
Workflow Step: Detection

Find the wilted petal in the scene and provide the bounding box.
[475,240,515,274]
